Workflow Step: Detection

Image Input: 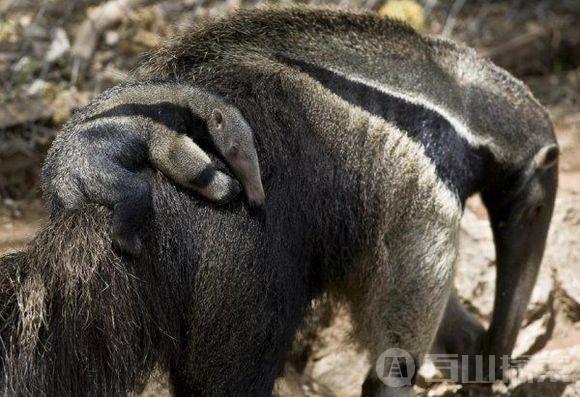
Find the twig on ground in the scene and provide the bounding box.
[441,0,465,37]
[70,0,155,83]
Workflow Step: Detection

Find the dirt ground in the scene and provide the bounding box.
[0,1,578,396]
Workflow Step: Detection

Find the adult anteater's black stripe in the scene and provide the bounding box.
[88,102,218,154]
[278,55,490,203]
[191,164,217,188]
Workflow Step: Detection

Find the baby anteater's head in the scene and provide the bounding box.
[204,105,265,215]
[178,83,265,215]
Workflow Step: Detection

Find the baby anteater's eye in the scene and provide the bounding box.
[211,109,224,129]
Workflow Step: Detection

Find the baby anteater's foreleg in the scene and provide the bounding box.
[149,130,242,204]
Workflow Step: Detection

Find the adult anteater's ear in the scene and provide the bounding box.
[533,144,559,170]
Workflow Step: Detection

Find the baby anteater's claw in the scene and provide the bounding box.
[111,198,150,257]
[113,231,143,257]
[197,170,242,204]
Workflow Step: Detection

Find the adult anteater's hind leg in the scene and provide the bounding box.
[349,224,458,397]
[166,228,309,397]
[171,282,306,397]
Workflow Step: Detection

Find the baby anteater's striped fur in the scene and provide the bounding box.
[42,80,265,256]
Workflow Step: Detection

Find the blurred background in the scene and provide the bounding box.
[0,1,578,396]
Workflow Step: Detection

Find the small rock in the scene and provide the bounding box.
[50,88,91,125]
[105,30,120,46]
[3,198,16,208]
[424,383,462,396]
[525,265,554,325]
[562,381,580,396]
[513,310,554,358]
[379,0,425,31]
[23,23,47,40]
[97,65,130,89]
[45,27,70,64]
[12,56,40,80]
[418,359,441,383]
[18,15,32,29]
[27,79,52,96]
[133,29,161,48]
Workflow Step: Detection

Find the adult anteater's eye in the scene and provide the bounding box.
[228,144,239,157]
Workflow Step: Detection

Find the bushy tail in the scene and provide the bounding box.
[0,205,183,397]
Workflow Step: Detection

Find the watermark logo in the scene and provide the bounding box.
[375,348,416,387]
[375,348,574,386]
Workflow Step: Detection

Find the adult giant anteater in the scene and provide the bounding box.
[1,7,558,397]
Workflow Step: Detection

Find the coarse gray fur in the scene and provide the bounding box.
[42,80,265,256]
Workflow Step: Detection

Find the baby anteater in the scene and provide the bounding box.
[42,80,265,256]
